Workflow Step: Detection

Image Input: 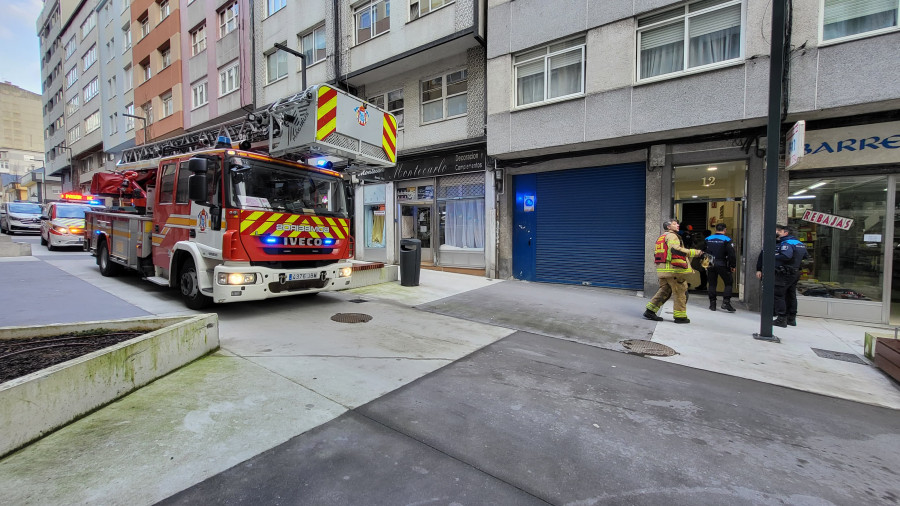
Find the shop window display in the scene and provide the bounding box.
[788,175,886,301]
[363,184,386,249]
[437,173,484,251]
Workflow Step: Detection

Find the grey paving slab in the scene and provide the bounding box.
[358,332,900,505]
[159,411,550,506]
[416,280,656,349]
[0,258,149,326]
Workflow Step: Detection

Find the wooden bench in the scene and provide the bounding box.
[874,338,900,383]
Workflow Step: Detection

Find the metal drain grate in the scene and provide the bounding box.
[811,348,868,365]
[347,298,368,304]
[621,339,677,357]
[331,313,372,323]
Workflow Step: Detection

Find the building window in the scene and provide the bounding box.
[268,0,286,16]
[140,14,150,38]
[64,37,76,60]
[142,62,151,82]
[81,14,96,39]
[368,89,404,128]
[191,24,207,56]
[438,172,485,251]
[144,102,153,124]
[514,36,585,107]
[123,24,132,52]
[219,2,239,37]
[191,81,208,109]
[85,111,100,133]
[109,113,118,134]
[108,75,117,96]
[65,95,80,117]
[421,69,467,123]
[84,77,99,102]
[65,67,78,89]
[124,65,133,90]
[82,45,97,69]
[355,0,390,44]
[162,92,173,117]
[266,48,288,84]
[159,0,170,21]
[409,0,452,20]
[823,0,899,42]
[636,0,743,81]
[300,24,327,65]
[161,47,171,69]
[219,62,239,95]
[125,103,135,130]
[68,124,81,144]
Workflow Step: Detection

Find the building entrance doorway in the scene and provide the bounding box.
[673,161,747,300]
[400,204,433,264]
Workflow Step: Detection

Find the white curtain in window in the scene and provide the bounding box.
[824,0,897,39]
[640,23,685,79]
[548,48,582,99]
[444,199,484,249]
[688,4,741,68]
[516,60,544,105]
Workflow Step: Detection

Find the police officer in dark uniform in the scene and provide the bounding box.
[756,224,808,327]
[704,223,736,312]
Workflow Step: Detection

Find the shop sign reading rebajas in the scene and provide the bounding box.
[801,210,853,230]
[383,149,485,181]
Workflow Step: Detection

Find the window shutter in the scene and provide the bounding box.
[825,0,897,24]
[689,4,741,38]
[549,48,582,70]
[516,59,544,79]
[641,23,685,50]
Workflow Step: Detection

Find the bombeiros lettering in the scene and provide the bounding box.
[275,224,329,233]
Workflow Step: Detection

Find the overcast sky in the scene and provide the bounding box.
[1,0,44,95]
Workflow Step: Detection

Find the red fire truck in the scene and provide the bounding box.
[84,84,398,308]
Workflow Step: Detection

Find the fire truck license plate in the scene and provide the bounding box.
[287,272,319,281]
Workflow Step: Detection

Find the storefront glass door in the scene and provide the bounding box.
[400,204,433,264]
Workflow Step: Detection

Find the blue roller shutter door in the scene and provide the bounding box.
[534,163,646,289]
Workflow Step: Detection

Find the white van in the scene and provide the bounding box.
[0,201,43,234]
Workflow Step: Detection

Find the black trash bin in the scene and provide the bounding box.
[399,238,421,287]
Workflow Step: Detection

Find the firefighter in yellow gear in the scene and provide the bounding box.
[644,219,703,324]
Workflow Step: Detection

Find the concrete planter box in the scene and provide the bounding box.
[0,314,219,458]
[345,262,399,289]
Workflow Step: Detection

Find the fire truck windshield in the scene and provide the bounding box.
[227,157,347,217]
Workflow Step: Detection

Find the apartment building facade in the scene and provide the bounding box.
[254,0,489,270]
[63,0,106,195]
[0,83,45,179]
[487,0,900,323]
[37,0,78,190]
[182,0,254,131]
[97,0,137,172]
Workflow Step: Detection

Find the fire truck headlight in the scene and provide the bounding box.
[218,272,257,285]
[338,267,352,278]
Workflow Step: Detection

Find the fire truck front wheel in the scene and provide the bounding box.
[179,258,213,309]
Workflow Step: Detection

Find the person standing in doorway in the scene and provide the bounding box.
[755,224,808,327]
[704,223,737,312]
[644,219,703,323]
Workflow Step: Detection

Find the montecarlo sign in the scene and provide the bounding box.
[376,148,486,181]
[789,120,900,170]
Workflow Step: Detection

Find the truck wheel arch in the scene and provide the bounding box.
[170,244,213,292]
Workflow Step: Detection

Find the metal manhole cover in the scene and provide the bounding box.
[621,339,677,357]
[331,313,372,323]
[811,348,868,365]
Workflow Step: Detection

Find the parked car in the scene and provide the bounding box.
[0,201,43,234]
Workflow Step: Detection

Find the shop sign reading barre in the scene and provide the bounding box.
[801,210,853,230]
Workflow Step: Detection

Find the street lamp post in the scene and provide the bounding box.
[274,43,307,90]
[123,113,149,145]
